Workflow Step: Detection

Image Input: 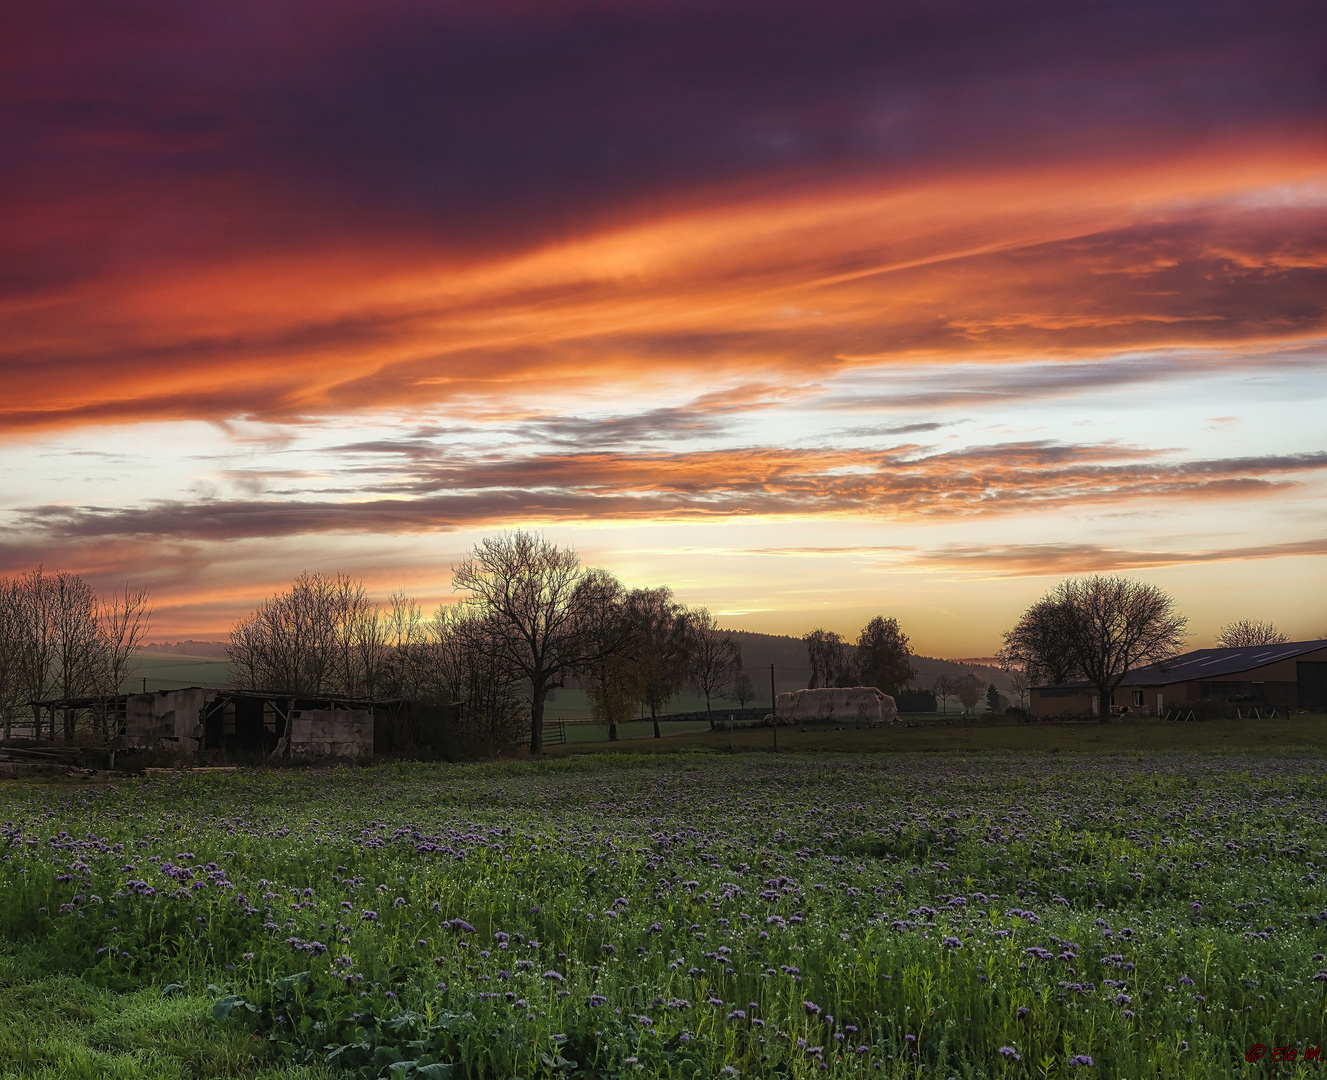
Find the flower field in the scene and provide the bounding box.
[1,752,1325,1078]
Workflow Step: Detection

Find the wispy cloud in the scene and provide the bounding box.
[920,537,1327,577]
[16,445,1327,542]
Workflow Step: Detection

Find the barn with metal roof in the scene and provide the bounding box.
[1030,639,1327,718]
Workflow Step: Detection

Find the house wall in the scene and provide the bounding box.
[1030,686,1093,717]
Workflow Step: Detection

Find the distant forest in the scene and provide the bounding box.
[143,631,1014,692]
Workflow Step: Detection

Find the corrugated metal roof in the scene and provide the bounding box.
[1031,639,1327,691]
[1124,639,1327,684]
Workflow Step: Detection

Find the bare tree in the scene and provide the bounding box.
[422,606,526,757]
[804,628,850,689]
[856,616,916,697]
[228,572,424,702]
[227,571,349,694]
[995,648,1030,711]
[0,577,21,738]
[686,608,741,729]
[1216,619,1288,648]
[628,586,690,739]
[382,589,427,701]
[0,569,137,741]
[451,531,610,754]
[46,571,103,738]
[730,671,755,709]
[95,584,153,697]
[932,673,957,714]
[957,672,983,715]
[92,584,153,738]
[1000,597,1079,686]
[1006,668,1031,711]
[1005,575,1187,721]
[331,577,382,698]
[16,568,58,734]
[575,571,640,742]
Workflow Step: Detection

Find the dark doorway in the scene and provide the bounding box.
[1298,662,1327,711]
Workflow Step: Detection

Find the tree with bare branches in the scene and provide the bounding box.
[227,571,350,694]
[730,672,754,709]
[15,568,58,734]
[956,672,983,715]
[95,584,153,697]
[627,586,691,739]
[422,606,526,757]
[0,578,21,738]
[227,572,422,702]
[1000,598,1079,687]
[0,569,153,740]
[1004,575,1187,721]
[1006,667,1031,711]
[452,531,619,754]
[995,648,1031,711]
[686,608,742,729]
[932,673,956,714]
[573,571,639,742]
[1216,619,1288,648]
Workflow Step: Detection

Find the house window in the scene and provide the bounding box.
[1131,691,1143,707]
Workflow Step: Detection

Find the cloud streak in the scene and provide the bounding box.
[15,444,1327,542]
[920,537,1327,577]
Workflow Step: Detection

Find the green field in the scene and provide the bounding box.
[123,654,233,694]
[562,714,1327,755]
[2,743,1326,1078]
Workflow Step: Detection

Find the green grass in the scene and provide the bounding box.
[0,961,334,1079]
[560,714,1327,756]
[1,751,1325,1077]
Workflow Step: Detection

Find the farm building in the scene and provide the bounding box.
[14,687,412,760]
[1030,639,1327,719]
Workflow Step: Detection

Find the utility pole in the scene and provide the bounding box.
[770,663,777,751]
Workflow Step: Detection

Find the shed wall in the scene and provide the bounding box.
[123,688,215,756]
[287,708,373,757]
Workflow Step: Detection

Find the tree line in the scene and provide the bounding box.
[226,532,749,754]
[4,543,1293,750]
[802,617,916,698]
[0,569,153,738]
[223,548,1302,745]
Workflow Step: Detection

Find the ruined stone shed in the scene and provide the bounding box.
[21,687,405,760]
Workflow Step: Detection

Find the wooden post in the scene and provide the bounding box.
[770,663,777,752]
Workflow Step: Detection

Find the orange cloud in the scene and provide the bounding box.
[2,150,1324,434]
[12,443,1326,544]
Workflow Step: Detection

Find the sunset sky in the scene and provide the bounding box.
[2,0,1325,654]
